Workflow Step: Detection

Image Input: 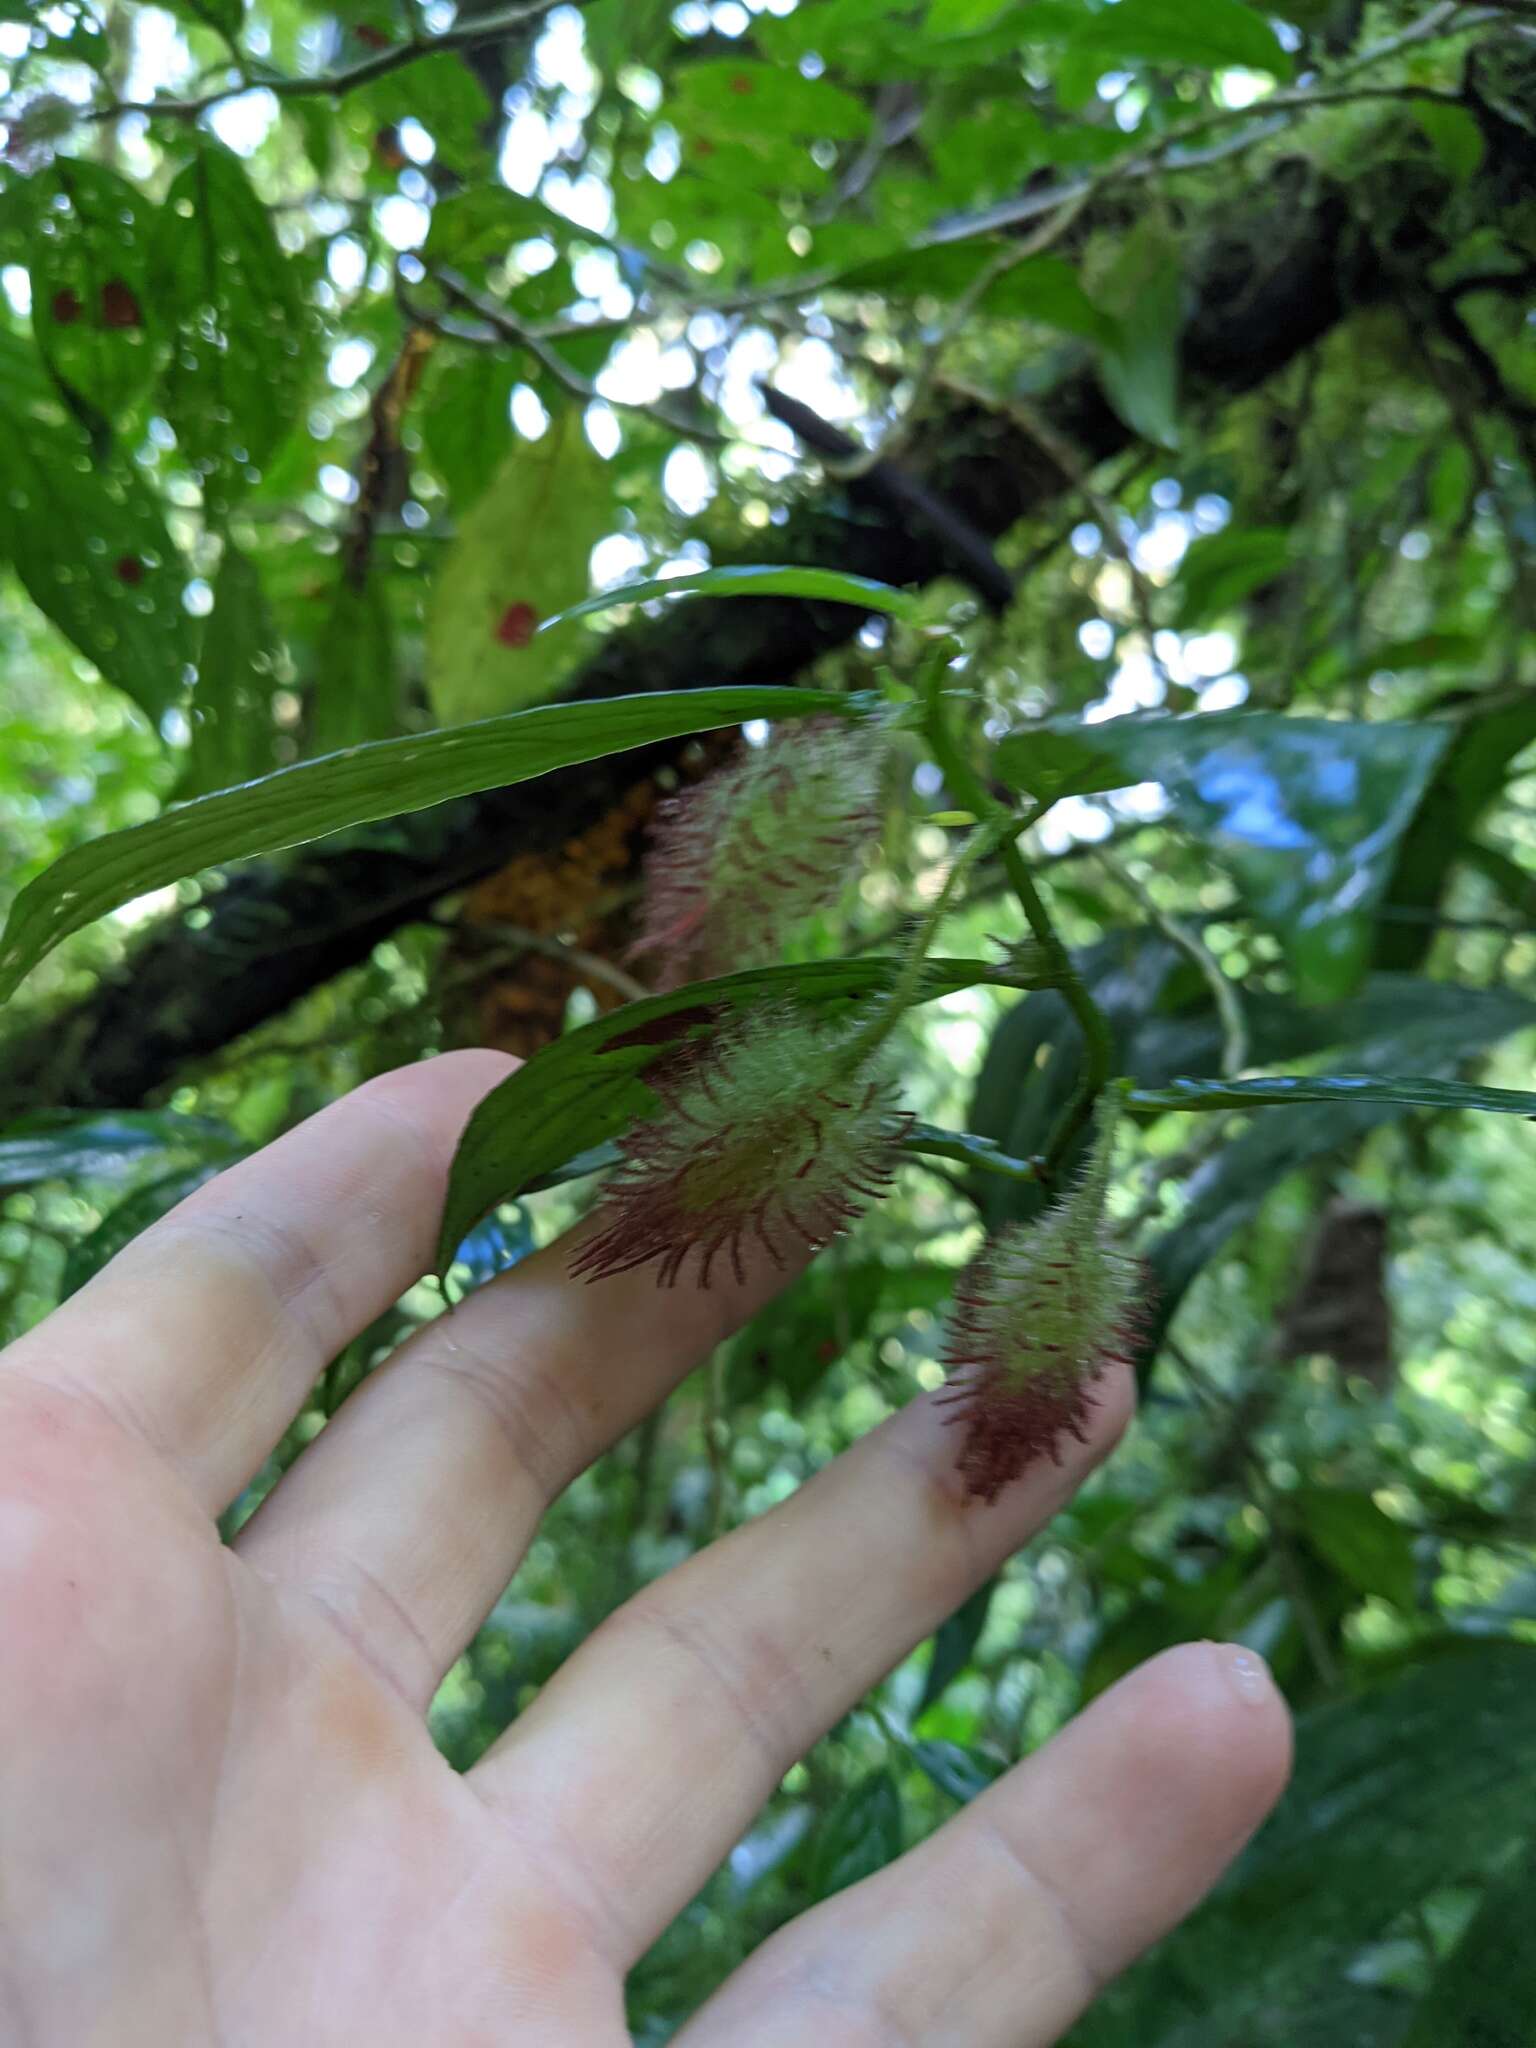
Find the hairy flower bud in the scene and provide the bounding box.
[635,717,885,988]
[939,1102,1141,1503]
[571,1004,907,1286]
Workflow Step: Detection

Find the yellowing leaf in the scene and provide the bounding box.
[426,415,614,723]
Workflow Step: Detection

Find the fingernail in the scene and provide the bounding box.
[1220,1643,1276,1707]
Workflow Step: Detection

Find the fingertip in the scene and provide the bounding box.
[1122,1638,1294,1856]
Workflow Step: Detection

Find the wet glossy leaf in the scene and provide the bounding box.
[1070,1641,1536,2046]
[182,543,282,798]
[1129,1074,1536,1117]
[29,159,157,420]
[0,1111,236,1187]
[426,415,616,722]
[152,143,311,520]
[541,564,922,632]
[997,713,1453,1000]
[435,954,1006,1275]
[805,1770,903,1901]
[0,336,193,721]
[0,685,849,1002]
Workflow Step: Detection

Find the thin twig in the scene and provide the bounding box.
[831,190,1094,483]
[86,0,572,120]
[459,920,649,1004]
[919,669,1116,1170]
[420,270,733,449]
[943,372,1175,693]
[1096,849,1249,1077]
[1168,1337,1341,1690]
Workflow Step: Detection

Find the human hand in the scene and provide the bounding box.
[0,1054,1290,2046]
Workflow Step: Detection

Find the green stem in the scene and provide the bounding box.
[843,814,1010,1065]
[902,1125,1044,1183]
[921,674,1115,1169]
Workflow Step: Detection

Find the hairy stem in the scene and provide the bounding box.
[920,670,1115,1167]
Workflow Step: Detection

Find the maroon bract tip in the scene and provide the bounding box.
[572,1004,906,1288]
[940,1103,1141,1503]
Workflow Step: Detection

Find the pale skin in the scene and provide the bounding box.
[0,1052,1292,2046]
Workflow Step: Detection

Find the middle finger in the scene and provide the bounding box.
[235,1223,799,1704]
[472,1364,1134,1968]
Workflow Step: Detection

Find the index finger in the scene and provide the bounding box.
[5,1051,515,1513]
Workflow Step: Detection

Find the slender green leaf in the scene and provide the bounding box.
[1144,979,1536,1347]
[1129,1074,1536,1117]
[182,543,282,798]
[539,564,922,633]
[905,1124,1045,1182]
[435,955,1013,1274]
[426,415,616,722]
[805,1770,903,1901]
[0,1111,235,1187]
[0,685,849,1003]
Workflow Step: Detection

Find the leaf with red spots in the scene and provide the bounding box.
[98,278,143,329]
[495,601,539,648]
[29,159,156,419]
[426,410,615,723]
[0,329,192,722]
[150,141,313,521]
